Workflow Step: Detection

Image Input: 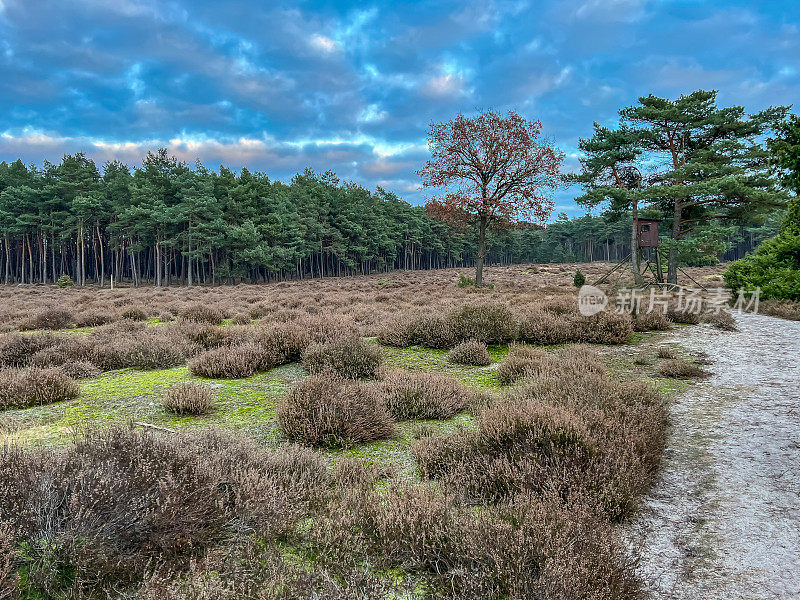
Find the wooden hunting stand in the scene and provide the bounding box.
[592,218,708,291]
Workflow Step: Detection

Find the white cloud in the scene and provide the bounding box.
[309,34,337,54]
[358,103,387,123]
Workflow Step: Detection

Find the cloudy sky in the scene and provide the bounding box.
[0,0,797,218]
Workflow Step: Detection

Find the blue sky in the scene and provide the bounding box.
[0,0,798,219]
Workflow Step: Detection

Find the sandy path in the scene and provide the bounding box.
[631,313,800,600]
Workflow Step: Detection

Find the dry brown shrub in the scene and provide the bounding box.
[0,525,18,600]
[378,370,471,420]
[277,372,394,447]
[496,345,551,385]
[74,310,117,328]
[573,312,634,344]
[120,305,148,321]
[760,298,800,321]
[657,346,677,359]
[0,367,79,409]
[189,344,262,379]
[178,303,224,325]
[163,382,214,415]
[0,334,59,368]
[58,361,100,380]
[701,310,737,331]
[0,427,329,597]
[302,335,382,379]
[230,312,251,325]
[658,358,709,379]
[450,303,518,344]
[20,308,74,331]
[447,339,493,366]
[633,310,671,332]
[518,309,575,345]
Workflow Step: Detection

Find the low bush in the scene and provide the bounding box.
[657,346,677,359]
[189,344,262,379]
[55,274,74,288]
[658,359,709,379]
[760,298,800,321]
[120,305,148,321]
[278,372,394,447]
[497,344,604,386]
[450,303,517,345]
[302,335,382,379]
[378,370,471,420]
[575,311,634,344]
[573,269,586,287]
[518,309,575,345]
[447,339,492,366]
[179,303,224,325]
[230,312,251,325]
[21,308,74,331]
[0,333,59,367]
[59,361,100,379]
[163,382,214,415]
[701,310,737,331]
[74,310,117,327]
[457,273,476,288]
[414,365,665,520]
[633,310,671,332]
[0,427,329,596]
[0,367,80,409]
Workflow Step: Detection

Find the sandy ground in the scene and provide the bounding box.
[631,313,800,599]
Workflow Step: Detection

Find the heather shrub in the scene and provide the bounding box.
[189,344,262,379]
[666,306,701,324]
[411,314,458,349]
[518,309,575,345]
[0,367,80,409]
[633,310,671,332]
[376,317,416,347]
[450,303,517,344]
[277,372,394,447]
[120,305,148,321]
[0,427,329,596]
[657,346,677,359]
[176,322,231,349]
[447,339,492,366]
[0,334,60,368]
[659,359,709,379]
[231,312,251,325]
[88,324,190,371]
[163,382,214,415]
[701,310,737,331]
[760,298,800,321]
[74,310,117,327]
[302,335,382,379]
[21,308,74,331]
[0,525,17,599]
[574,311,634,344]
[179,303,224,325]
[414,365,665,520]
[496,345,551,385]
[59,361,101,379]
[378,370,471,420]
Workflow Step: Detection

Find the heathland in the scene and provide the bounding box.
[0,262,751,599]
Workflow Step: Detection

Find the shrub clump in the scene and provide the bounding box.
[378,370,471,420]
[120,305,148,321]
[302,335,382,379]
[189,344,263,379]
[447,339,492,366]
[179,303,224,325]
[278,372,394,447]
[163,382,214,415]
[0,367,80,409]
[59,361,101,380]
[450,303,517,345]
[0,427,329,596]
[21,308,74,331]
[658,359,710,379]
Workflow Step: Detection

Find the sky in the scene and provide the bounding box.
[0,0,798,219]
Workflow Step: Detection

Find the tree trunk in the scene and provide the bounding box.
[631,198,644,285]
[668,199,681,284]
[476,213,488,287]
